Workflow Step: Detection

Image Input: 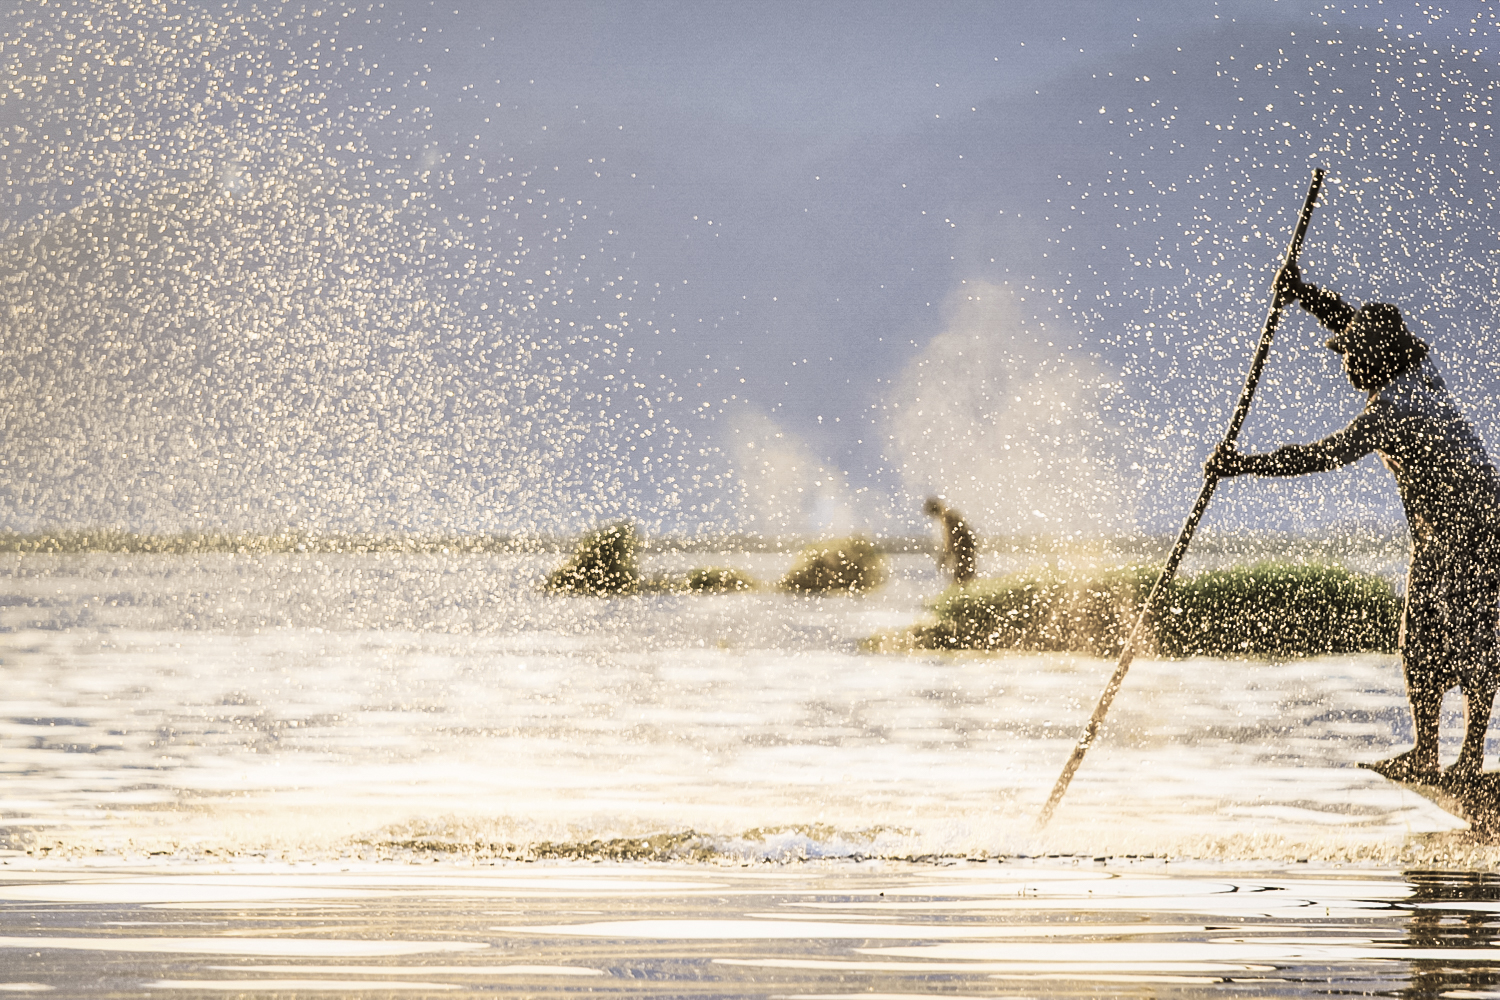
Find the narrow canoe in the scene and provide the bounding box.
[1370,768,1500,837]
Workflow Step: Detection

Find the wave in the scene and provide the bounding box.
[16,818,1500,871]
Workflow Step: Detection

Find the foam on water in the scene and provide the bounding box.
[0,550,1493,866]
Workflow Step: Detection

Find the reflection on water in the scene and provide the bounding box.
[0,551,1486,861]
[1403,871,1500,999]
[0,861,1498,996]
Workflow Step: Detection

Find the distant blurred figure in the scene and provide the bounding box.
[924,497,977,585]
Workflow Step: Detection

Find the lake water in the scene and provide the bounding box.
[3,859,1500,997]
[3,549,1500,995]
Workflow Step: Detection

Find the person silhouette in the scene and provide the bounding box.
[1209,265,1500,780]
[923,497,978,585]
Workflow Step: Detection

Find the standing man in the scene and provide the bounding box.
[1209,265,1500,780]
[924,496,978,585]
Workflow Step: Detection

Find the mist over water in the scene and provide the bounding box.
[725,407,862,538]
[0,1,709,535]
[887,283,1132,536]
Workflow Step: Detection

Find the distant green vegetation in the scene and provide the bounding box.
[544,522,640,596]
[779,537,887,595]
[637,566,759,594]
[685,566,757,592]
[893,562,1401,657]
[545,525,761,597]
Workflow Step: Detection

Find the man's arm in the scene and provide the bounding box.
[1294,278,1356,334]
[1209,404,1390,478]
[1273,262,1357,332]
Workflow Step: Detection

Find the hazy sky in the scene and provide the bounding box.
[2,1,1497,536]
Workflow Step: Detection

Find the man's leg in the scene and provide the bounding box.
[1364,544,1444,780]
[1448,558,1500,777]
[1364,677,1443,780]
[1452,677,1497,777]
[1449,625,1499,777]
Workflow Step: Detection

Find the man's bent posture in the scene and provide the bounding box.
[924,497,978,585]
[1210,266,1500,780]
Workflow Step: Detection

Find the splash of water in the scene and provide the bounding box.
[723,407,861,537]
[886,283,1132,538]
[1077,10,1500,534]
[0,2,693,535]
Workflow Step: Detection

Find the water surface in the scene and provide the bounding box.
[2,860,1499,997]
[0,550,1473,862]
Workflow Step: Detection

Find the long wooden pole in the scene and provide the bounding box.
[1035,167,1327,830]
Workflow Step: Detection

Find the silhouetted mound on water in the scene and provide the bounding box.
[779,537,887,595]
[897,567,1155,656]
[880,562,1400,657]
[686,567,757,592]
[545,522,640,596]
[637,566,758,594]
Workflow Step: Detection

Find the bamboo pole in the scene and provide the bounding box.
[1035,167,1327,830]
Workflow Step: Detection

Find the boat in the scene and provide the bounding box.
[1363,765,1500,837]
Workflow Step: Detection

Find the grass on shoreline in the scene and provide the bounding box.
[889,561,1402,658]
[544,522,641,595]
[779,537,887,594]
[544,525,763,596]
